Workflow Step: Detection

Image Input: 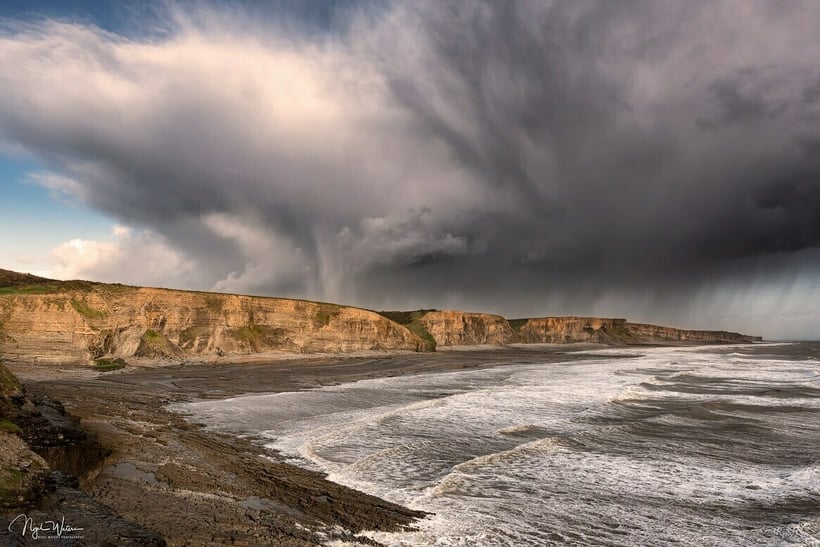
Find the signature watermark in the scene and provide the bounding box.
[7,514,85,540]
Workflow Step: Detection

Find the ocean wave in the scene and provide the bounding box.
[183,343,820,546]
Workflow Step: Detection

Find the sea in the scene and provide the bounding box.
[177,343,820,546]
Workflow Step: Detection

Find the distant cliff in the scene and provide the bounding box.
[0,269,761,366]
[515,316,630,344]
[513,317,761,345]
[381,312,761,347]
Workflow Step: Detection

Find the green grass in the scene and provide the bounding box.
[0,284,58,295]
[0,467,27,489]
[70,299,106,319]
[0,420,20,434]
[508,318,529,332]
[93,282,134,296]
[56,280,98,292]
[229,326,262,343]
[0,279,101,296]
[228,325,287,351]
[377,310,438,350]
[0,268,109,298]
[143,329,163,341]
[314,304,341,328]
[607,320,637,342]
[229,325,279,344]
[0,268,54,287]
[93,358,127,372]
[135,329,183,358]
[0,363,21,393]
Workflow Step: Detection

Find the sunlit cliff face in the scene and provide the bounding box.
[0,1,819,339]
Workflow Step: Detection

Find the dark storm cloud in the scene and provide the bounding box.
[699,72,785,128]
[0,0,818,337]
[372,1,820,273]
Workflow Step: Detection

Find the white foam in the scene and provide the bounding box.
[174,343,820,546]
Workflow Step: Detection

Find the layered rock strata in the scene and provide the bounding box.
[0,268,762,365]
[513,316,761,345]
[410,313,761,347]
[419,311,515,346]
[0,286,427,365]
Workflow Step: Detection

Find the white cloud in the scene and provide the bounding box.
[111,225,132,238]
[50,227,196,288]
[26,172,88,205]
[0,11,484,303]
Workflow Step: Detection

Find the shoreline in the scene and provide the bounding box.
[1,343,749,545]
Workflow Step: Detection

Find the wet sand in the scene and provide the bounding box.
[4,345,613,546]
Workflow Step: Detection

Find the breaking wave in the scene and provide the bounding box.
[179,343,820,546]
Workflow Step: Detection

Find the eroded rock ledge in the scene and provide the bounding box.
[1,361,166,545]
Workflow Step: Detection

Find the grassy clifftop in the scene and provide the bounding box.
[0,269,53,287]
[0,268,110,296]
[377,310,438,351]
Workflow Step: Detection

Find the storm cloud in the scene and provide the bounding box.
[1,1,818,338]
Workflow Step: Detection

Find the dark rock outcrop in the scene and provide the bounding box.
[0,361,165,545]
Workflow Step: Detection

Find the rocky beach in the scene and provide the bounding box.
[1,345,616,546]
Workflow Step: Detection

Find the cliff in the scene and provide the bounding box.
[382,311,761,347]
[512,316,762,345]
[620,322,763,344]
[0,278,427,365]
[419,310,515,346]
[514,316,632,344]
[0,269,762,366]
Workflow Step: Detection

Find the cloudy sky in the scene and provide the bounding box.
[1,0,818,339]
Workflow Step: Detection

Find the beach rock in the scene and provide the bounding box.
[0,361,163,545]
[1,362,48,510]
[0,432,49,510]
